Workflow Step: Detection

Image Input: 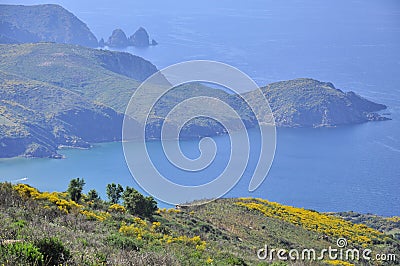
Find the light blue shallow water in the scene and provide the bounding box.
[0,0,399,215]
[1,122,399,216]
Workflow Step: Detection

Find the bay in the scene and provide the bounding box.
[0,0,399,215]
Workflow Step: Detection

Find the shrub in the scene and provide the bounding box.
[109,203,126,213]
[224,256,247,265]
[35,237,71,265]
[67,178,85,202]
[0,241,43,265]
[87,189,100,201]
[236,198,383,246]
[0,182,24,208]
[106,183,123,204]
[122,186,157,219]
[106,233,143,251]
[80,210,110,221]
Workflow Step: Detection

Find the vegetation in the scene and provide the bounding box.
[236,198,385,246]
[0,43,388,158]
[106,183,124,204]
[244,78,388,127]
[122,186,158,219]
[0,43,156,158]
[335,211,400,241]
[0,181,399,265]
[67,178,85,202]
[0,4,98,47]
[87,189,101,202]
[35,237,71,266]
[0,241,44,265]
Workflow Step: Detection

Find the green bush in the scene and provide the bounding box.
[0,241,44,265]
[67,178,85,202]
[87,189,100,201]
[106,183,124,204]
[35,237,71,265]
[269,262,287,266]
[224,256,248,266]
[106,233,143,251]
[122,186,157,219]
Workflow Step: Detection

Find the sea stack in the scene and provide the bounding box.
[129,27,150,47]
[106,29,129,47]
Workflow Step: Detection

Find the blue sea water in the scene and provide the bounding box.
[0,0,399,215]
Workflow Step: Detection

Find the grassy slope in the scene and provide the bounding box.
[0,43,158,157]
[0,70,125,158]
[0,43,390,158]
[246,79,387,127]
[0,43,151,113]
[0,43,387,120]
[0,183,398,266]
[0,4,98,47]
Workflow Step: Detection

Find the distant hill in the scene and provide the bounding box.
[0,4,98,47]
[0,43,156,111]
[0,43,389,158]
[0,71,124,158]
[0,43,157,158]
[249,78,388,127]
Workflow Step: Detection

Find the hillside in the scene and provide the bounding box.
[0,43,157,158]
[253,79,388,127]
[0,43,389,158]
[0,182,399,265]
[0,4,98,47]
[0,71,124,158]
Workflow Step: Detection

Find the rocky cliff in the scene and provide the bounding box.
[0,4,98,47]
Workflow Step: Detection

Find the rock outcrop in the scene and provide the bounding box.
[129,27,150,47]
[106,29,129,48]
[105,27,157,48]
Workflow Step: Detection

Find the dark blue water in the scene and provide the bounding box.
[1,0,399,215]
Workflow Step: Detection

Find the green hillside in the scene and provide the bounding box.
[0,182,398,265]
[0,43,156,112]
[0,43,389,158]
[254,79,387,127]
[0,4,98,47]
[0,43,157,158]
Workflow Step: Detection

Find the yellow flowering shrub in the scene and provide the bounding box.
[80,210,110,221]
[13,184,83,214]
[119,218,206,249]
[167,208,181,213]
[324,260,354,266]
[13,184,112,221]
[236,198,383,245]
[14,184,40,198]
[386,216,400,223]
[108,204,126,213]
[163,234,206,249]
[156,208,167,214]
[119,220,148,241]
[151,221,161,231]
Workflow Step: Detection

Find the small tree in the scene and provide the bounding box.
[67,178,85,202]
[87,189,102,209]
[87,189,100,201]
[122,186,157,219]
[106,183,124,204]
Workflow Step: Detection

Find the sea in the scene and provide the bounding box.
[0,0,399,216]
